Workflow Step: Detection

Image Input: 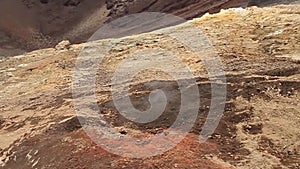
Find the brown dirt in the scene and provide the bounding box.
[0,4,299,169]
[1,0,299,57]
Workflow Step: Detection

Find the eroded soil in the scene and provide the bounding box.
[0,4,299,169]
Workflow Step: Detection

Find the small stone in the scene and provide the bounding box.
[7,72,14,77]
[7,68,16,72]
[18,64,28,68]
[55,40,71,50]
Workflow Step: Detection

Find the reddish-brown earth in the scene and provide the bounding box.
[0,3,300,169]
[1,0,299,57]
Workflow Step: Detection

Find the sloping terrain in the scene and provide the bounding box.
[1,0,299,57]
[0,4,299,169]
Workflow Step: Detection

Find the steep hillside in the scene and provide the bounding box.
[1,0,299,57]
[0,4,299,169]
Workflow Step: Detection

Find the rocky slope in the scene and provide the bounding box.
[1,0,299,57]
[0,4,300,169]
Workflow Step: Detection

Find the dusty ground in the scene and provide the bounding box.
[0,4,299,169]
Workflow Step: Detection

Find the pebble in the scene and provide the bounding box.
[7,72,14,77]
[7,68,16,72]
[18,64,28,68]
[55,40,71,50]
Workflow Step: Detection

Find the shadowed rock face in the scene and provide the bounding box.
[1,0,296,56]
